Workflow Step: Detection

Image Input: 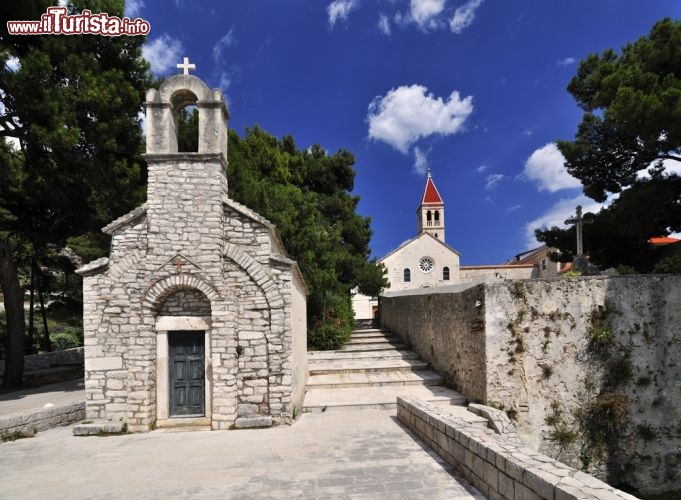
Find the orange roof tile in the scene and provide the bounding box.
[648,236,680,245]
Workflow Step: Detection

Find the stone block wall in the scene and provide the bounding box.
[0,347,84,373]
[79,165,303,431]
[381,275,681,497]
[380,283,487,402]
[397,397,638,500]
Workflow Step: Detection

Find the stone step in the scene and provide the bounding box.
[308,358,429,375]
[306,370,442,389]
[351,328,388,334]
[303,385,467,413]
[307,350,419,361]
[349,331,398,338]
[343,338,402,346]
[339,342,406,352]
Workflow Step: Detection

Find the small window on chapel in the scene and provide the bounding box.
[404,268,411,282]
[443,267,450,281]
[434,210,440,226]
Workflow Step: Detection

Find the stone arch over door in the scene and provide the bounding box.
[142,274,222,426]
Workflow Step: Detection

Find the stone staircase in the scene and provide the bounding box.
[303,328,469,413]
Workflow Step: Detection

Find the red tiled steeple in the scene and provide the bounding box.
[421,169,443,205]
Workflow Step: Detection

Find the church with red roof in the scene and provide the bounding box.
[352,169,534,321]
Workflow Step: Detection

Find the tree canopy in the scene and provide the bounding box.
[0,0,151,386]
[226,126,388,348]
[538,18,681,272]
[557,17,681,202]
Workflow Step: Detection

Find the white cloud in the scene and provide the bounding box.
[137,110,147,137]
[477,165,487,173]
[557,57,577,66]
[378,13,391,35]
[522,143,582,192]
[450,0,484,34]
[327,0,358,28]
[523,194,605,248]
[637,158,681,179]
[125,0,144,18]
[213,27,236,63]
[413,147,428,175]
[507,204,522,212]
[215,71,231,93]
[142,34,184,76]
[367,84,474,153]
[410,0,446,30]
[5,56,20,72]
[485,173,504,190]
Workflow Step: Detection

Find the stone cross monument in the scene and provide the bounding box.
[564,205,593,256]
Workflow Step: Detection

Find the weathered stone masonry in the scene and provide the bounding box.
[77,72,308,432]
[381,275,681,497]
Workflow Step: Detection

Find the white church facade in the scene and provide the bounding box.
[353,170,533,322]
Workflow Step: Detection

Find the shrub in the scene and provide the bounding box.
[307,292,353,350]
[50,332,80,351]
[652,255,681,274]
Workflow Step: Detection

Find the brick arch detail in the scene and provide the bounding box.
[141,273,221,314]
[223,242,284,310]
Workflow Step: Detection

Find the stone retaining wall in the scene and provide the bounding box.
[0,347,84,372]
[0,401,85,437]
[381,275,681,497]
[397,397,638,500]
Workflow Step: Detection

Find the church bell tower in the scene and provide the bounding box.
[417,168,445,242]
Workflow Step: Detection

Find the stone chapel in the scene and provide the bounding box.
[76,62,308,431]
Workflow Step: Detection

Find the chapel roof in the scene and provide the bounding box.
[421,170,444,205]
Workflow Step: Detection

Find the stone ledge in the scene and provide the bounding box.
[0,401,85,436]
[397,397,639,500]
[73,421,126,436]
[234,416,273,429]
[468,403,520,443]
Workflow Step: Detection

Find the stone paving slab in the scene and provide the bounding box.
[0,409,485,500]
[0,379,84,415]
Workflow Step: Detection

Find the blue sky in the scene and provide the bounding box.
[129,0,681,265]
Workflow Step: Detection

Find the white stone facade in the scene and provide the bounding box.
[77,72,308,431]
[381,233,461,291]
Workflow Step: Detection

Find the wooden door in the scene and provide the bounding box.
[169,331,205,417]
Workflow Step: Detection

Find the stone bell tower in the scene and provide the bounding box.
[417,168,446,242]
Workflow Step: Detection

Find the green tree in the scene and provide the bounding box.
[226,126,387,349]
[538,18,681,272]
[0,0,151,387]
[536,175,681,271]
[557,18,681,202]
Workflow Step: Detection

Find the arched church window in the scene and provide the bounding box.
[403,268,411,282]
[443,266,450,281]
[434,210,440,226]
[426,210,432,226]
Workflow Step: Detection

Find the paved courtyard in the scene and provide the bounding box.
[0,408,484,499]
